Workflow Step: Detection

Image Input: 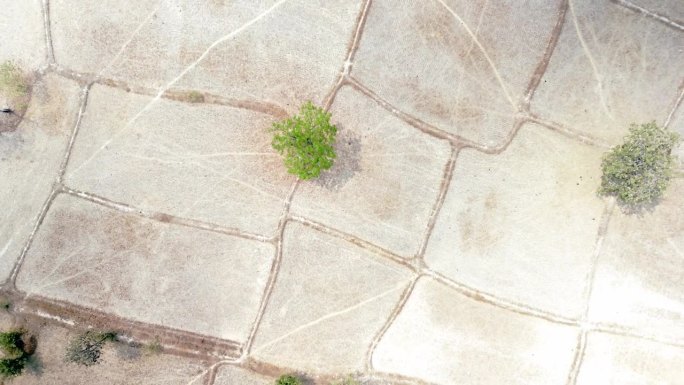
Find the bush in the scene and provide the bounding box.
[65,331,117,366]
[0,330,24,358]
[276,374,302,385]
[0,329,35,378]
[0,356,27,377]
[599,122,680,209]
[270,101,338,180]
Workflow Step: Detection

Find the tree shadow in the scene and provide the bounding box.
[612,194,664,216]
[296,372,316,385]
[24,353,44,376]
[314,127,362,191]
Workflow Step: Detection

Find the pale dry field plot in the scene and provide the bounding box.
[0,0,683,384]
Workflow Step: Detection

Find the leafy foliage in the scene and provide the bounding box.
[270,101,337,180]
[0,329,34,378]
[65,331,117,366]
[0,330,24,359]
[276,374,302,385]
[0,356,27,377]
[599,122,680,209]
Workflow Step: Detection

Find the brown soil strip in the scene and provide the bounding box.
[527,114,611,148]
[203,363,220,385]
[57,84,91,183]
[288,215,416,271]
[578,198,615,317]
[347,75,534,155]
[16,293,242,360]
[242,181,299,356]
[322,0,373,109]
[365,277,419,371]
[61,186,272,243]
[361,371,442,385]
[424,269,579,326]
[40,0,55,63]
[522,0,569,110]
[415,147,458,260]
[591,322,684,349]
[244,357,438,385]
[565,331,588,385]
[347,76,459,144]
[163,90,289,119]
[7,188,59,287]
[48,64,288,118]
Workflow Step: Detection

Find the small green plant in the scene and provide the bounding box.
[186,91,205,103]
[143,338,162,355]
[0,61,28,99]
[270,101,338,180]
[599,122,680,209]
[0,296,12,312]
[65,330,117,366]
[276,374,302,385]
[0,329,35,379]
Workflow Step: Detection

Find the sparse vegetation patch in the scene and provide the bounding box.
[276,374,303,385]
[144,338,163,356]
[0,61,31,132]
[331,375,361,385]
[186,91,205,103]
[65,330,117,366]
[0,62,28,100]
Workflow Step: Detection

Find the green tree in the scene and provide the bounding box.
[0,356,27,377]
[276,374,302,385]
[599,122,680,209]
[0,329,35,379]
[270,101,338,180]
[65,331,117,366]
[0,330,24,358]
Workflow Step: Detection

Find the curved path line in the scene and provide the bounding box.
[433,0,516,110]
[252,282,409,354]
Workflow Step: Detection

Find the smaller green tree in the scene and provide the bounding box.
[0,356,27,377]
[65,331,117,366]
[0,329,35,379]
[276,374,302,385]
[270,101,338,180]
[599,122,680,209]
[0,330,24,358]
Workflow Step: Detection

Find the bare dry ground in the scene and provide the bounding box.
[1,0,683,384]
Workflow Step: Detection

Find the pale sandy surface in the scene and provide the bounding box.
[1,0,683,384]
